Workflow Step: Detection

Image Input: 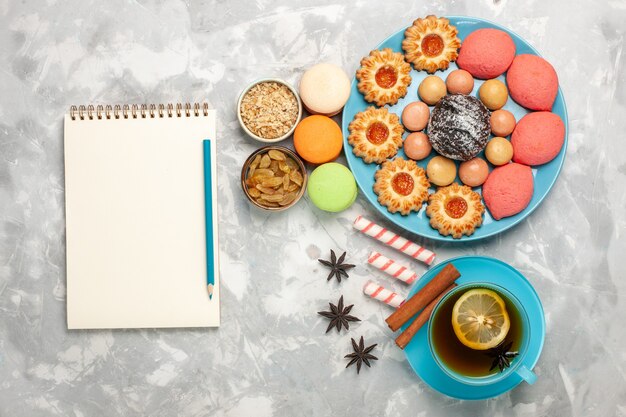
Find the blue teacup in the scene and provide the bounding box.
[427,282,537,386]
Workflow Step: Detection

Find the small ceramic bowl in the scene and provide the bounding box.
[241,146,308,212]
[237,78,303,143]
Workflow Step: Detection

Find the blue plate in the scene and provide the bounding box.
[402,256,545,400]
[342,16,568,241]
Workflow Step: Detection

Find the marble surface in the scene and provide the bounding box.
[1,0,625,415]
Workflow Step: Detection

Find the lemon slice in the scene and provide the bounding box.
[451,289,510,350]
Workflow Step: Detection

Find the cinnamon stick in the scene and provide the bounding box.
[385,263,460,331]
[395,284,457,349]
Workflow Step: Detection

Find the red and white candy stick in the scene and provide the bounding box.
[363,280,405,308]
[353,216,436,265]
[368,251,419,284]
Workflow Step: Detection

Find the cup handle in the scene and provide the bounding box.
[515,365,537,385]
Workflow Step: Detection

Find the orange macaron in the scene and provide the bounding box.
[294,115,343,164]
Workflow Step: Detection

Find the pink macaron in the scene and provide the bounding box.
[456,28,516,79]
[482,163,534,220]
[507,54,558,111]
[511,112,565,166]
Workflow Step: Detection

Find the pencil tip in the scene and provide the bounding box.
[207,284,214,300]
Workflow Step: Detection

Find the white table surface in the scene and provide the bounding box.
[1,0,625,415]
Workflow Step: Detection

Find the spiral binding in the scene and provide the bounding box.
[69,102,210,120]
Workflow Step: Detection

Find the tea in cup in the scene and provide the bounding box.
[428,282,536,385]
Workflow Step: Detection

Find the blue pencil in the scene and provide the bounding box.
[203,139,215,300]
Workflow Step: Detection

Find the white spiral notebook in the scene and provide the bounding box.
[64,103,220,329]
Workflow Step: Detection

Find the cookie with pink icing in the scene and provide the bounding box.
[456,28,516,79]
[482,163,534,220]
[511,112,565,166]
[507,54,558,111]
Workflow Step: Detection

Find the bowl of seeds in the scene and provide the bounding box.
[241,146,307,211]
[237,79,302,142]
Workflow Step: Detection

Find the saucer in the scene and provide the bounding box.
[401,256,545,400]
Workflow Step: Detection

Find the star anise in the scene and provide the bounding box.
[485,341,519,373]
[317,295,360,333]
[318,250,355,283]
[345,336,378,374]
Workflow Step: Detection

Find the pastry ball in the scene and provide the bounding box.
[418,76,447,105]
[456,28,516,79]
[428,94,491,161]
[485,137,514,166]
[482,163,533,220]
[511,112,565,165]
[404,132,432,160]
[402,101,430,131]
[459,157,489,187]
[446,69,474,94]
[490,109,516,137]
[427,155,457,186]
[294,115,343,164]
[299,63,351,116]
[478,79,508,110]
[507,54,558,111]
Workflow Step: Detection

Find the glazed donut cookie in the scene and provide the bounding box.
[348,107,404,164]
[511,111,565,165]
[426,183,485,239]
[507,54,558,111]
[482,163,534,220]
[456,28,516,79]
[356,48,412,106]
[402,15,461,73]
[373,158,430,215]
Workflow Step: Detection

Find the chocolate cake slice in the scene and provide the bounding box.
[427,94,491,161]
